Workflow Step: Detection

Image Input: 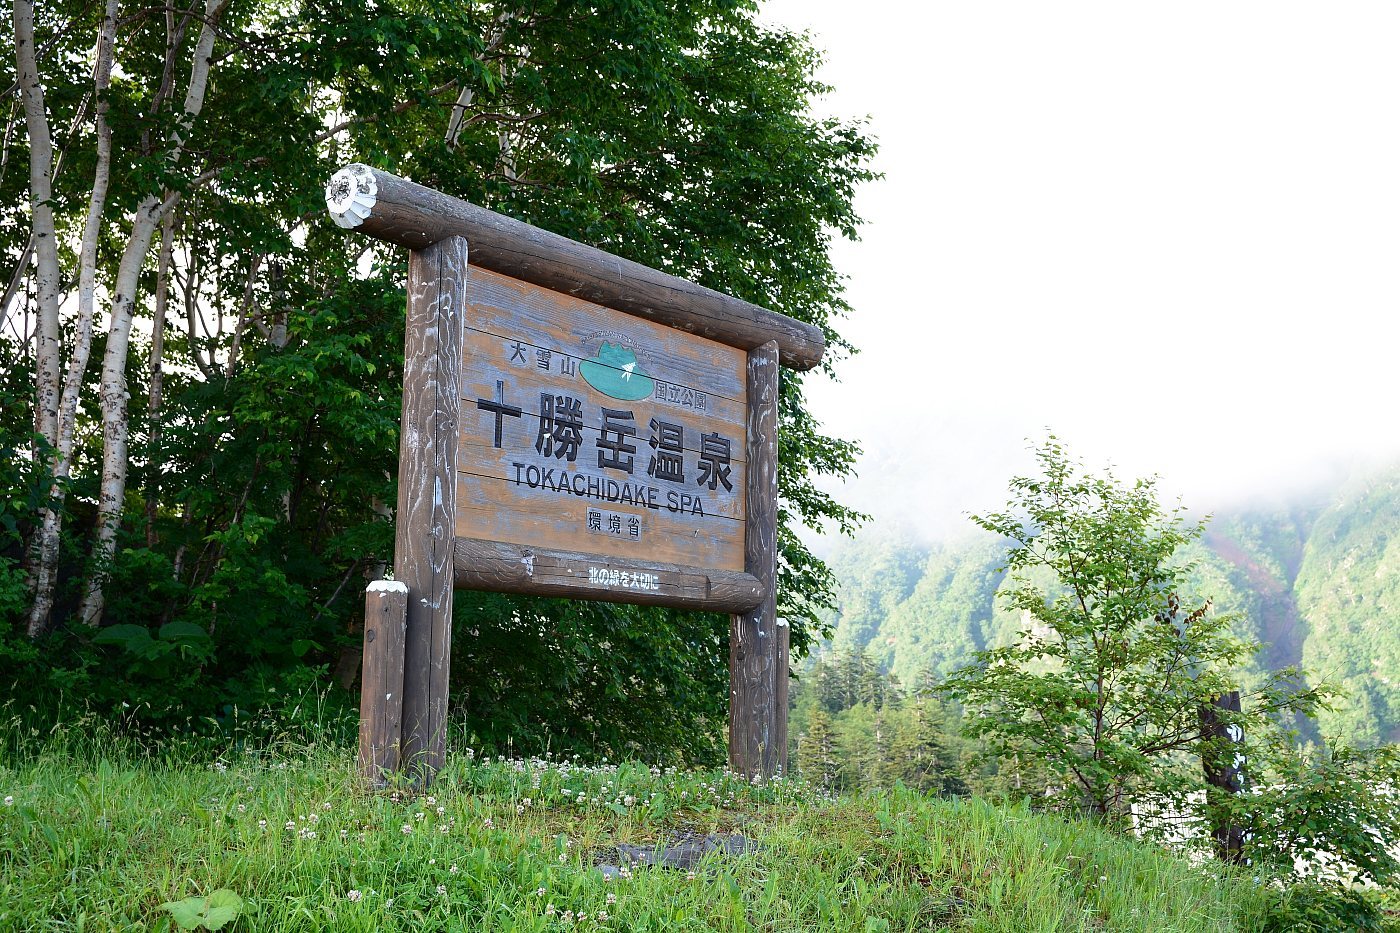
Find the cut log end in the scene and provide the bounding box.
[325,163,377,230]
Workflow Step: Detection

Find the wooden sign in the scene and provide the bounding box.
[326,163,824,787]
[458,266,747,573]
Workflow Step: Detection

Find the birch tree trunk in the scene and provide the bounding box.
[25,0,120,638]
[12,0,62,451]
[144,210,174,547]
[77,0,230,626]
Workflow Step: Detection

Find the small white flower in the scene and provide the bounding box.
[522,798,532,807]
[284,820,296,831]
[414,811,425,821]
[558,852,568,863]
[536,887,547,897]
[4,796,13,807]
[606,892,616,905]
[436,884,446,896]
[482,817,493,829]
[438,824,449,834]
[346,890,362,902]
[385,899,393,908]
[401,824,413,835]
[425,796,436,806]
[429,858,436,865]
[340,829,348,839]
[516,804,524,814]
[545,903,556,916]
[322,802,332,811]
[258,819,267,829]
[450,864,459,874]
[236,804,246,813]
[685,871,696,881]
[597,910,608,921]
[436,806,445,816]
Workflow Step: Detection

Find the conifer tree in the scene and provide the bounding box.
[797,709,840,790]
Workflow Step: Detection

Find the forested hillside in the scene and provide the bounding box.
[823,465,1400,746]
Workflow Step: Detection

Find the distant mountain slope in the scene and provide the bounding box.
[824,468,1400,746]
[1295,471,1400,744]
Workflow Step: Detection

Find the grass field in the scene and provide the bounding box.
[0,711,1289,933]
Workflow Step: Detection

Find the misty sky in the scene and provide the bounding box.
[761,1,1400,545]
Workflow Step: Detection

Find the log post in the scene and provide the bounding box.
[358,580,407,785]
[730,340,783,778]
[396,236,467,785]
[1199,690,1247,863]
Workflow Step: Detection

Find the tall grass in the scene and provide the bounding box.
[0,702,1276,931]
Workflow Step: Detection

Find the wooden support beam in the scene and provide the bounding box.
[395,236,468,785]
[729,341,784,778]
[453,537,764,613]
[358,580,407,786]
[325,164,825,372]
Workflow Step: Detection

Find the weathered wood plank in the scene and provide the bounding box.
[456,439,747,520]
[458,336,747,462]
[395,237,467,786]
[465,266,748,405]
[455,468,746,572]
[358,580,407,786]
[730,341,783,778]
[325,164,825,371]
[453,537,764,613]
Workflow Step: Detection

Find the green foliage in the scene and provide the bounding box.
[820,469,1400,749]
[791,650,967,795]
[1254,881,1388,933]
[1237,740,1400,888]
[942,438,1317,821]
[5,0,875,760]
[1295,469,1400,745]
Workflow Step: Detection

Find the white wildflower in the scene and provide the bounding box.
[346,890,362,902]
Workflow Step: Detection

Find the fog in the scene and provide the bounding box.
[761,1,1400,547]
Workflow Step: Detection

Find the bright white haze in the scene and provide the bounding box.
[760,1,1400,544]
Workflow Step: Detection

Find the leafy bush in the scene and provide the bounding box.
[1255,881,1387,932]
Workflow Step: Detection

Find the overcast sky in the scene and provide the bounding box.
[760,1,1400,545]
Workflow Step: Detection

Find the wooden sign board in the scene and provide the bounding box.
[457,266,747,573]
[327,163,825,787]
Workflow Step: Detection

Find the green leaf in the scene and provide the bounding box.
[158,621,212,644]
[93,624,156,656]
[160,890,244,930]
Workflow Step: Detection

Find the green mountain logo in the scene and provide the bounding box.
[579,342,655,401]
